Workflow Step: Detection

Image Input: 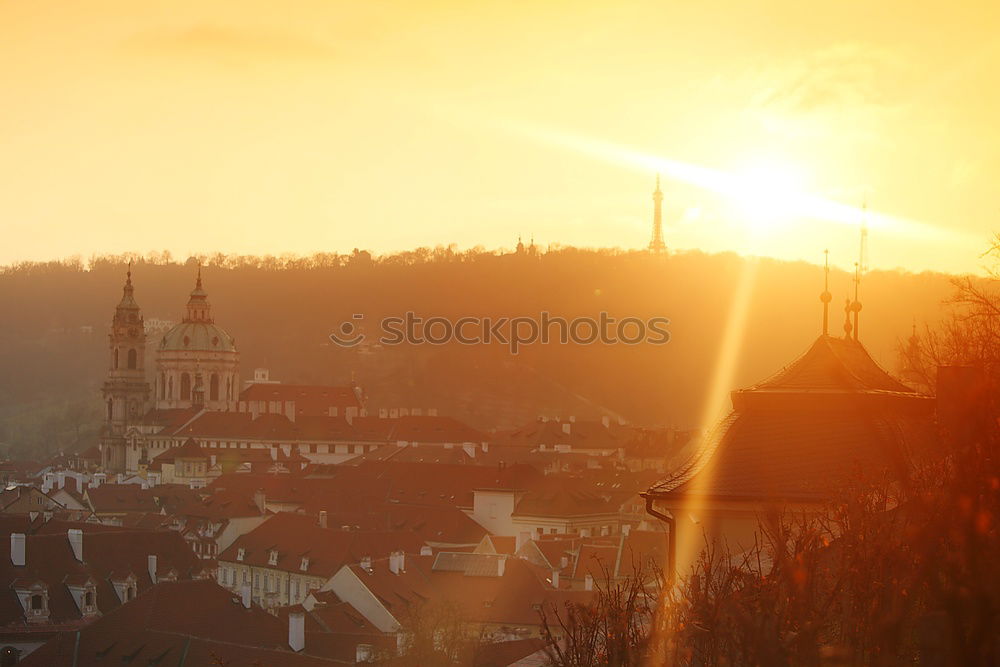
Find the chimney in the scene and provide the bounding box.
[379,408,388,419]
[68,529,83,562]
[10,533,25,567]
[585,574,594,591]
[389,551,401,575]
[253,489,266,514]
[420,546,433,556]
[361,555,372,572]
[356,644,374,663]
[147,554,158,584]
[561,422,571,435]
[515,531,530,551]
[319,510,328,530]
[241,583,251,608]
[497,556,506,577]
[560,555,569,569]
[289,611,305,652]
[568,415,576,423]
[601,415,610,428]
[551,569,559,588]
[622,524,632,536]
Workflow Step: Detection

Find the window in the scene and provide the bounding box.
[210,373,219,402]
[300,557,309,572]
[113,348,119,369]
[30,595,43,611]
[236,548,245,562]
[180,373,191,401]
[84,591,94,607]
[127,348,137,369]
[268,550,278,566]
[253,572,260,590]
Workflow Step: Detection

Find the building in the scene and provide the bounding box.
[217,512,425,610]
[99,267,151,472]
[643,330,935,578]
[153,268,240,412]
[0,523,204,658]
[19,579,348,666]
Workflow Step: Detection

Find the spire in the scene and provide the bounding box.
[843,297,853,339]
[851,262,862,342]
[184,267,213,324]
[820,250,832,335]
[116,263,139,314]
[649,174,666,254]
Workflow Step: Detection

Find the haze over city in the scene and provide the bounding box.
[3,1,999,273]
[1,3,999,666]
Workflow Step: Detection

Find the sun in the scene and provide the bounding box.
[725,156,810,234]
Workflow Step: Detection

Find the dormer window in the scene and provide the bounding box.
[268,549,278,566]
[30,595,43,611]
[236,547,245,562]
[300,557,309,572]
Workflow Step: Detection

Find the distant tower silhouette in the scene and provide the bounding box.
[649,175,666,253]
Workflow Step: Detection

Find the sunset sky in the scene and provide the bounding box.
[2,1,998,274]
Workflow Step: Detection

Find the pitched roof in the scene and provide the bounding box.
[745,335,916,394]
[0,529,201,628]
[218,512,425,578]
[241,382,363,416]
[648,335,935,502]
[19,580,346,666]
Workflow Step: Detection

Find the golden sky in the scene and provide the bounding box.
[2,0,998,273]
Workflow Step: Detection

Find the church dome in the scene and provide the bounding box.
[157,267,238,354]
[159,321,237,353]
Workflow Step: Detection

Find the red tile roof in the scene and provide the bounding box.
[0,529,200,629]
[241,382,363,416]
[20,580,346,665]
[649,335,936,502]
[218,512,426,578]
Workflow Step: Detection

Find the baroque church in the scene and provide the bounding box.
[99,268,241,472]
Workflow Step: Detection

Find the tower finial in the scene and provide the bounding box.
[196,263,203,290]
[820,250,831,335]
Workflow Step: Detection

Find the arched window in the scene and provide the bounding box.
[210,374,220,402]
[168,376,174,399]
[127,348,137,369]
[107,399,113,421]
[113,348,119,369]
[159,373,166,398]
[180,373,191,400]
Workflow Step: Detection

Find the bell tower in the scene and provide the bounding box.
[100,265,150,472]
